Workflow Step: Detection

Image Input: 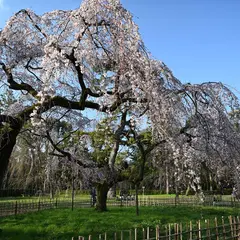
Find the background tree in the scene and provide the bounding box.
[43,110,130,211]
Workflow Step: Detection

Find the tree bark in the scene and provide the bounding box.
[0,127,21,188]
[49,181,54,199]
[135,184,139,216]
[209,174,213,192]
[185,184,190,196]
[165,165,169,194]
[96,182,109,211]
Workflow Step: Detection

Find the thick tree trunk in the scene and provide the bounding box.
[185,184,190,196]
[135,184,139,216]
[0,127,20,188]
[71,176,74,211]
[96,182,109,211]
[209,174,213,191]
[165,165,169,194]
[49,181,54,199]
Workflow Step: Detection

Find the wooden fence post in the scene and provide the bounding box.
[221,217,226,240]
[198,220,201,240]
[165,225,168,240]
[237,216,240,239]
[129,230,132,240]
[174,223,178,240]
[189,221,192,240]
[134,228,137,240]
[142,228,145,240]
[206,219,211,240]
[147,227,150,240]
[229,216,233,238]
[180,223,183,240]
[168,224,171,240]
[215,217,219,240]
[156,225,160,240]
[233,216,237,238]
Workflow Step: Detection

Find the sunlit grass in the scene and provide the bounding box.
[0,205,239,240]
[0,193,201,202]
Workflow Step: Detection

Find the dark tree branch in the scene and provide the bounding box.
[0,62,38,98]
[16,9,47,39]
[46,130,72,158]
[46,130,96,168]
[24,58,43,83]
[108,110,128,169]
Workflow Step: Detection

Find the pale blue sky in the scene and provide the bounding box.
[1,0,240,93]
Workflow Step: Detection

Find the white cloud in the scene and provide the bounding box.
[0,0,8,11]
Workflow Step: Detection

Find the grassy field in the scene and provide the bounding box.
[0,205,239,240]
[0,194,180,203]
[0,193,233,205]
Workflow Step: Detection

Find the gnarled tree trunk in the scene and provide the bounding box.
[135,184,139,216]
[96,182,110,211]
[0,126,21,188]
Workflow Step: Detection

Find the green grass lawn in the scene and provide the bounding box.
[0,206,239,240]
[0,194,186,204]
[0,193,233,203]
[0,193,207,204]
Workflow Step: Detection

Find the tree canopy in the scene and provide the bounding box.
[0,0,240,208]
